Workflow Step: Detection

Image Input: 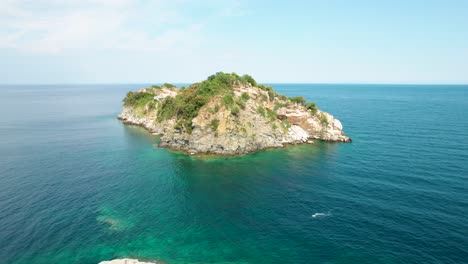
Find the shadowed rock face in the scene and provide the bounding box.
[118,79,350,156]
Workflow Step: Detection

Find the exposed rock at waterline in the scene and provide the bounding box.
[99,258,158,264]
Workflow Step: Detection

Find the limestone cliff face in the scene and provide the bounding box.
[118,83,350,155]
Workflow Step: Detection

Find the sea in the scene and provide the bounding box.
[0,83,467,264]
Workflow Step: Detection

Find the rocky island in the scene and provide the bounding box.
[118,72,350,155]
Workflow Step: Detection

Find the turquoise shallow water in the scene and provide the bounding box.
[0,84,467,264]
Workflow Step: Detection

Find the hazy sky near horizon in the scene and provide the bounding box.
[1,0,467,84]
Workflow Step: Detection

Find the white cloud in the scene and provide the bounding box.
[0,0,241,54]
[218,53,239,59]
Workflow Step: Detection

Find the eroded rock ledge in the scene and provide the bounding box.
[118,73,350,155]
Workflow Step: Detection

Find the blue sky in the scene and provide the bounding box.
[0,0,467,84]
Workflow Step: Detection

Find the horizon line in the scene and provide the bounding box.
[1,82,468,86]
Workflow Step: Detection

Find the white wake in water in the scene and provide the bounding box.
[311,211,331,218]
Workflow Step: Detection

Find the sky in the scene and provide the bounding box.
[0,0,467,84]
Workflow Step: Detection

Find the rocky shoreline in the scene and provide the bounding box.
[118,73,351,156]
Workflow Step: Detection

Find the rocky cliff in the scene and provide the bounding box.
[118,73,350,155]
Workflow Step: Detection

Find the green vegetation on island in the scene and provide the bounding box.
[122,72,321,133]
[123,91,154,107]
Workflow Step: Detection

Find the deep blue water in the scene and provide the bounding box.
[0,84,467,264]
